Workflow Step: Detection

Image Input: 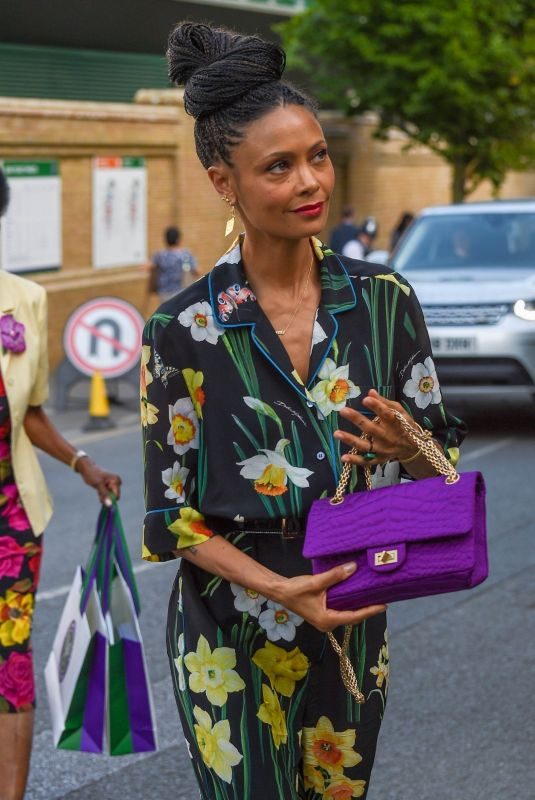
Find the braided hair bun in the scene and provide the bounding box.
[167,23,286,120]
[167,22,316,168]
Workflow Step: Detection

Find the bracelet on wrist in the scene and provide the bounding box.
[401,447,422,464]
[70,449,89,471]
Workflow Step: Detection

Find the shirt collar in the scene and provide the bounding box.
[208,236,356,328]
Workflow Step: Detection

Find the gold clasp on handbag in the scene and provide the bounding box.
[374,549,398,566]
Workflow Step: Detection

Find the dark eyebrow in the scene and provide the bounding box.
[261,140,328,163]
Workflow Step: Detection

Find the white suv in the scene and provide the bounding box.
[388,200,535,397]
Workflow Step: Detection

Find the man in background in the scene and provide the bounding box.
[146,226,199,304]
[329,205,359,254]
[342,217,379,260]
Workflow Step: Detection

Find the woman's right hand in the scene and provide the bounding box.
[273,561,386,633]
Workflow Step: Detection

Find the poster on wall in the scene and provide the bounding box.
[0,160,62,273]
[92,156,147,269]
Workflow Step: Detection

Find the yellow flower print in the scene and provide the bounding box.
[140,345,153,400]
[252,642,309,697]
[257,684,288,749]
[447,446,460,467]
[302,716,362,772]
[141,541,160,563]
[374,273,411,296]
[311,236,325,261]
[0,590,34,647]
[140,398,159,427]
[193,705,243,783]
[303,763,326,794]
[325,775,367,799]
[182,368,205,419]
[370,631,389,692]
[168,508,214,549]
[184,634,245,707]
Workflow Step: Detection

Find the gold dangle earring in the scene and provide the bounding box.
[222,195,236,237]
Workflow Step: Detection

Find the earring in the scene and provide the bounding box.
[222,195,235,237]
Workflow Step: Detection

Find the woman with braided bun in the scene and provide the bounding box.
[141,23,465,799]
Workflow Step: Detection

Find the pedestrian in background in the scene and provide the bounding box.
[342,216,379,260]
[147,225,199,303]
[141,23,465,799]
[389,211,414,251]
[0,168,121,800]
[329,205,359,253]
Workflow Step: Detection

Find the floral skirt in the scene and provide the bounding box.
[0,519,43,713]
[167,532,388,800]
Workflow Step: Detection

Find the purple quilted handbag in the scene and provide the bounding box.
[303,410,488,702]
[304,470,487,610]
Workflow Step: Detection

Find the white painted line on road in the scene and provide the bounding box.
[460,436,514,465]
[65,420,140,447]
[37,560,155,602]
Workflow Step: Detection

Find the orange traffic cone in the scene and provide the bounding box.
[83,371,116,431]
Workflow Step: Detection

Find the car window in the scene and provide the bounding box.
[392,212,535,270]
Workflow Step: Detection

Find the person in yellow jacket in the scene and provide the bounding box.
[0,168,121,800]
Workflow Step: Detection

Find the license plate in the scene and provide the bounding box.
[431,337,477,354]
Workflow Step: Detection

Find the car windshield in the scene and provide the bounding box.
[391,211,535,271]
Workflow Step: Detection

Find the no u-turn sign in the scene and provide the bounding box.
[63,298,144,378]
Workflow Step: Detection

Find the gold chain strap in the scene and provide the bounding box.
[327,628,365,704]
[327,410,460,703]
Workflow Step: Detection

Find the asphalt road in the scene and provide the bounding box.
[26,394,535,800]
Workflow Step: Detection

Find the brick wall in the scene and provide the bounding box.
[1,93,534,376]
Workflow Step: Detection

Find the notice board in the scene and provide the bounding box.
[0,160,62,273]
[92,157,147,269]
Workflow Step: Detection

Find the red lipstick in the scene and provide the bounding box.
[291,201,325,217]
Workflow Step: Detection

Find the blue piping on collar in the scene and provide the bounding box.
[250,328,308,401]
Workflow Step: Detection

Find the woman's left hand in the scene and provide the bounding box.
[76,458,122,506]
[335,389,419,467]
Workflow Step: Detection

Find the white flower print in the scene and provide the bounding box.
[309,358,360,417]
[167,397,199,455]
[403,356,442,409]
[237,439,313,497]
[178,300,224,345]
[174,633,186,691]
[215,242,241,266]
[258,600,304,642]
[230,583,266,618]
[162,462,190,503]
[372,460,401,489]
[311,318,328,348]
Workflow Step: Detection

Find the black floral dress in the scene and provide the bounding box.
[141,238,466,799]
[0,370,42,713]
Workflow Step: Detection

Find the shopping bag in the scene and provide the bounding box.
[44,565,108,752]
[44,507,113,752]
[107,569,158,755]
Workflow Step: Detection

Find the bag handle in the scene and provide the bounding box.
[80,505,114,614]
[109,497,141,615]
[327,409,460,703]
[331,409,459,504]
[327,627,365,704]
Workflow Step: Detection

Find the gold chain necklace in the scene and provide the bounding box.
[275,255,315,336]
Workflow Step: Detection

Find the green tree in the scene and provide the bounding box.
[281,0,535,201]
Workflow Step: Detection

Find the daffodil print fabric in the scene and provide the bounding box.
[142,237,466,798]
[167,535,390,800]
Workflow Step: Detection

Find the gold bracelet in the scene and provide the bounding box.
[401,447,422,464]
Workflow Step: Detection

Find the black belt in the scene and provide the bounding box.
[205,515,307,539]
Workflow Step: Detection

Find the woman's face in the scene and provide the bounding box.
[210,105,335,241]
